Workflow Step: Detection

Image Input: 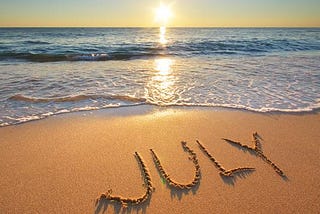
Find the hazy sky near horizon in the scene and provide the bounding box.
[0,0,319,27]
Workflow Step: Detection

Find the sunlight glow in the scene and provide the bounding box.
[155,3,172,25]
[159,26,167,44]
[155,58,172,76]
[145,58,177,105]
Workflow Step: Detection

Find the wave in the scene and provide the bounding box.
[1,94,148,127]
[1,37,319,62]
[170,103,320,113]
[1,94,149,127]
[8,94,320,112]
[172,39,320,54]
[0,52,71,62]
[22,40,51,45]
[1,102,319,128]
[8,94,146,103]
[0,51,166,62]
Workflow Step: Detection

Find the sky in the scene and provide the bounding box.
[0,0,319,27]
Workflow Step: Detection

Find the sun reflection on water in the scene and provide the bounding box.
[159,26,167,45]
[145,58,178,105]
[155,58,172,75]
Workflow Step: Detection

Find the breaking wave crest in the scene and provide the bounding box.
[1,35,319,62]
[0,52,166,62]
[1,94,148,127]
[2,93,320,127]
[9,94,146,103]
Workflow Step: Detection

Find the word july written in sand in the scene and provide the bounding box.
[95,132,285,209]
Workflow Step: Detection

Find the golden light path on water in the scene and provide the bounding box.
[145,58,178,105]
[159,26,167,45]
[155,3,171,45]
[147,5,177,106]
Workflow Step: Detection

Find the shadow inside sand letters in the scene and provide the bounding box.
[94,132,287,213]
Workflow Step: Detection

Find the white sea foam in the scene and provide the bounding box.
[0,28,319,126]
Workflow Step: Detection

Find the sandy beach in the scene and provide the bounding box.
[0,107,319,213]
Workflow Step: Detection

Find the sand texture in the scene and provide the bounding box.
[0,107,319,213]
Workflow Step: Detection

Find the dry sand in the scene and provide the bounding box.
[0,107,319,213]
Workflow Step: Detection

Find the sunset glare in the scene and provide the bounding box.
[0,0,319,27]
[155,4,172,25]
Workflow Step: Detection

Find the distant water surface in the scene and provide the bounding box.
[0,28,319,126]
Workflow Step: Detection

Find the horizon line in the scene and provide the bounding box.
[1,26,320,28]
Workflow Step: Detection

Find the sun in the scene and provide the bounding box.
[155,4,172,25]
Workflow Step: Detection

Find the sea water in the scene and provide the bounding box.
[0,28,319,126]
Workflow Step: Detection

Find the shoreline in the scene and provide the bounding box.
[0,107,319,213]
[1,104,320,128]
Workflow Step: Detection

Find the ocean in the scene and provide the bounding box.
[0,28,319,126]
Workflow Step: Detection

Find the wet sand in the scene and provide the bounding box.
[0,107,319,213]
